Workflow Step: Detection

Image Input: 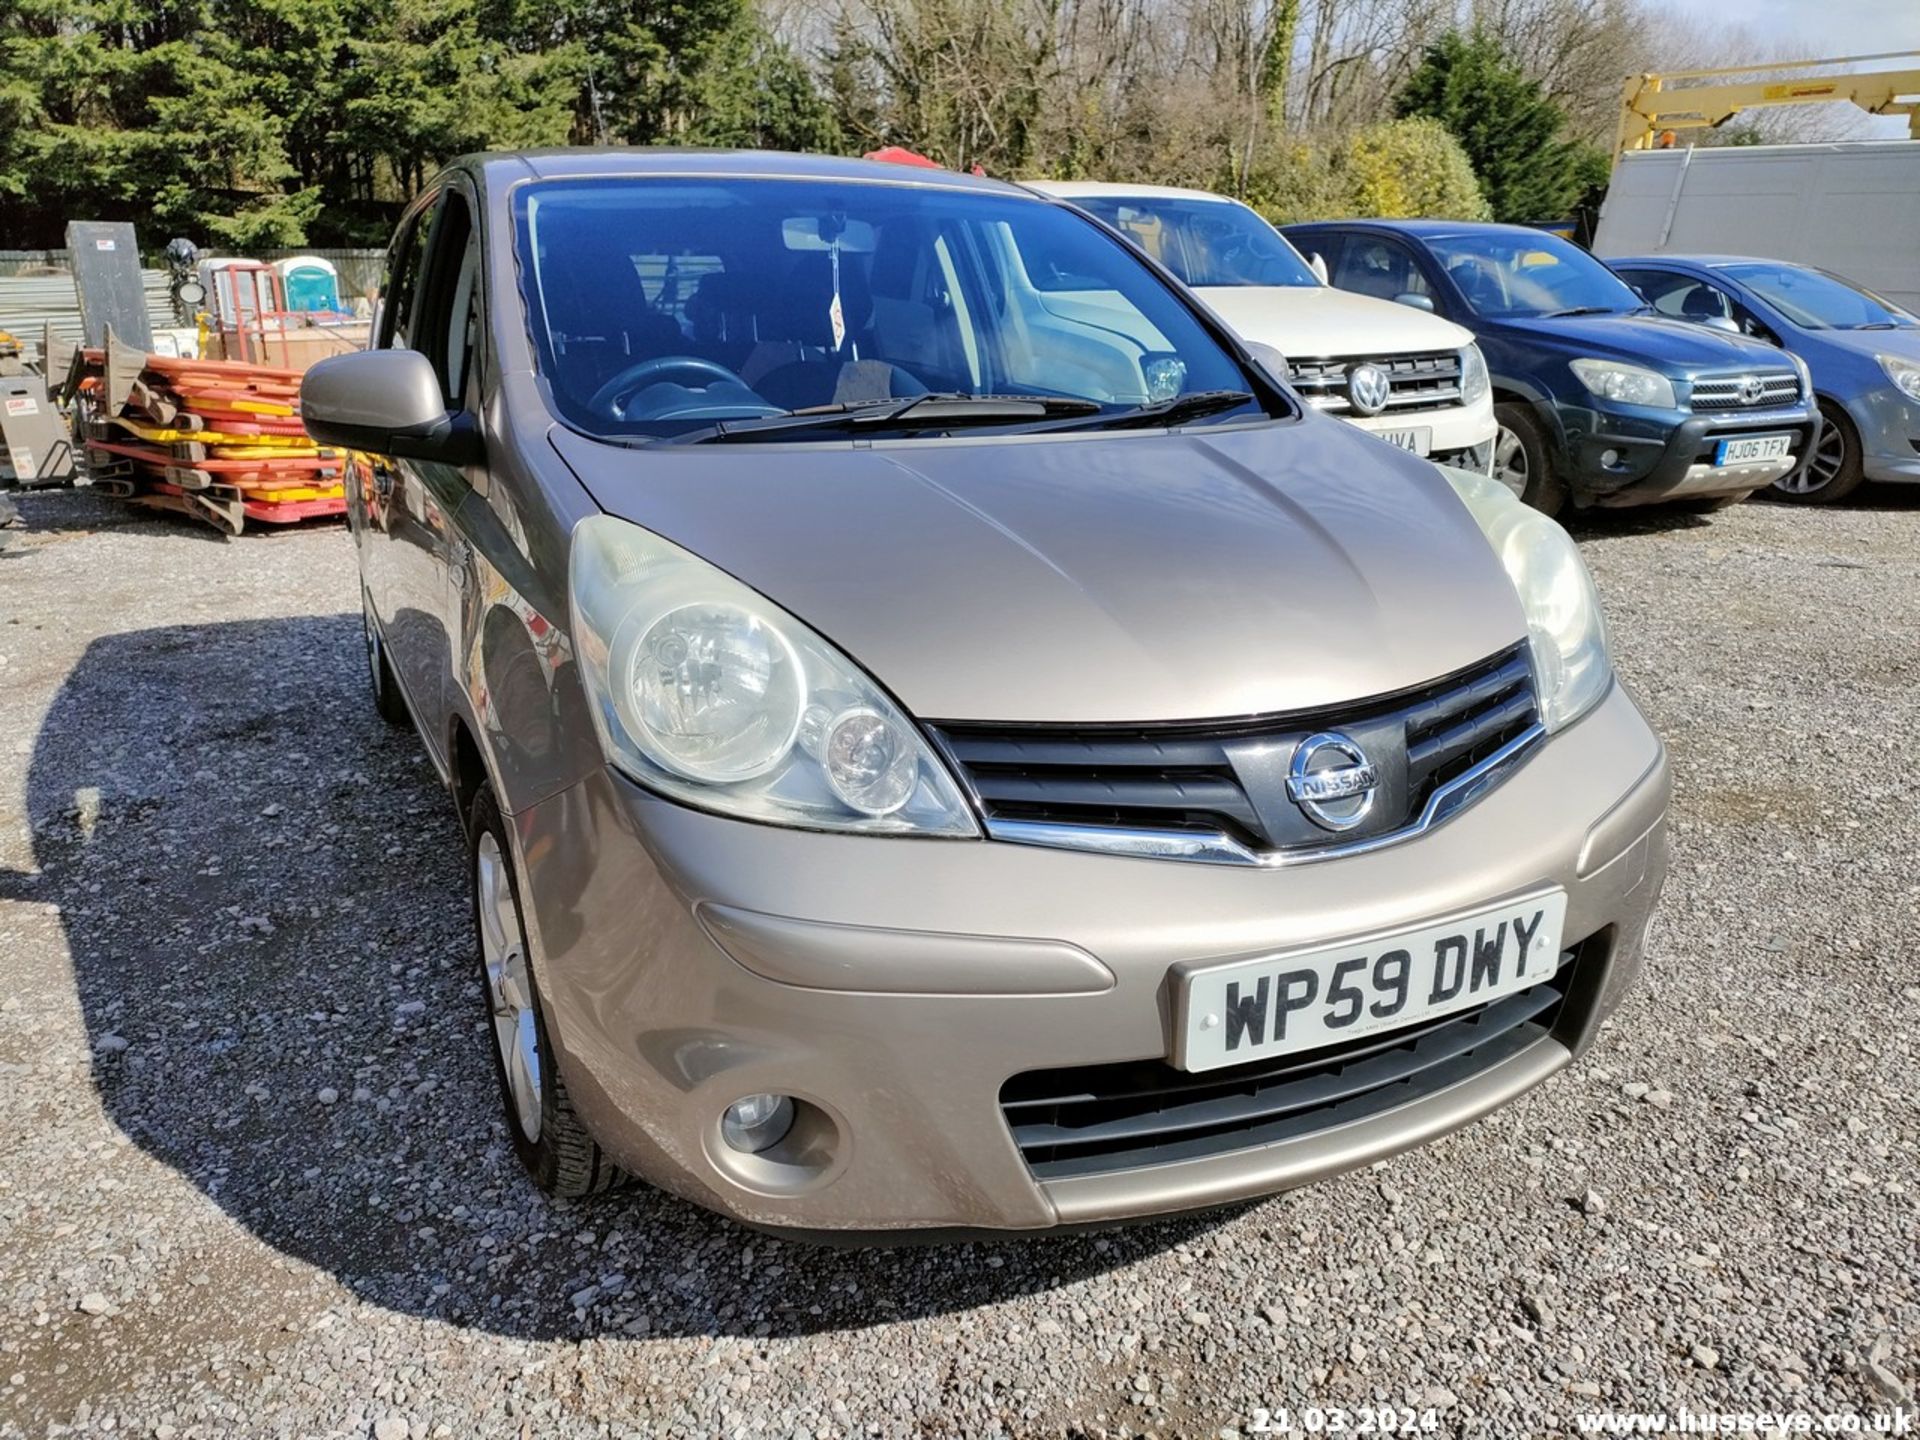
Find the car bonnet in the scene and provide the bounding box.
[548,414,1527,725]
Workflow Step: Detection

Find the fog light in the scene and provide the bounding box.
[721,1093,795,1153]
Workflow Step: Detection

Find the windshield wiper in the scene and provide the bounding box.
[1543,305,1620,319]
[1056,389,1257,432]
[1852,321,1899,330]
[671,392,1101,444]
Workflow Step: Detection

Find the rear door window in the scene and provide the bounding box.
[1333,237,1430,304]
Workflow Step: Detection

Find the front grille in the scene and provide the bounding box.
[1287,351,1465,413]
[1001,948,1579,1180]
[1689,371,1800,411]
[930,644,1539,863]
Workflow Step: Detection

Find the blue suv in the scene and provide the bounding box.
[1608,255,1920,505]
[1282,220,1818,514]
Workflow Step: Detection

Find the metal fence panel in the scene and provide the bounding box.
[0,271,176,365]
[0,247,386,365]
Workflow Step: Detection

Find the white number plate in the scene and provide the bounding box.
[1174,892,1568,1072]
[1378,426,1433,455]
[1714,434,1792,466]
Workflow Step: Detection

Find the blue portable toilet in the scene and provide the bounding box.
[273,256,343,314]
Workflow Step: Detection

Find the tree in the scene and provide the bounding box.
[1326,116,1491,220]
[825,0,1060,173]
[0,0,840,249]
[1394,28,1604,223]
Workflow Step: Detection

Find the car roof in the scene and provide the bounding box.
[459,147,1029,198]
[1607,254,1794,270]
[1281,218,1563,244]
[1023,180,1248,205]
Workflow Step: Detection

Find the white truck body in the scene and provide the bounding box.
[1592,142,1920,311]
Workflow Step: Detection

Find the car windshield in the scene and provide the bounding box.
[1721,263,1918,330]
[513,178,1266,440]
[1424,231,1642,319]
[1067,195,1320,289]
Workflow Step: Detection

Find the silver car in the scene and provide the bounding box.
[302,151,1669,1237]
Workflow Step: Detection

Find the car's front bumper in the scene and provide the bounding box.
[1554,400,1819,507]
[1343,390,1496,470]
[1846,385,1920,484]
[509,682,1668,1235]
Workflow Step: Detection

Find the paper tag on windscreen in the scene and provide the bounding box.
[828,292,845,351]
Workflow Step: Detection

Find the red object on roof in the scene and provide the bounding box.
[865,146,943,169]
[863,146,988,177]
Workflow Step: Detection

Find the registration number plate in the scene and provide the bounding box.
[1174,892,1568,1072]
[1714,433,1792,466]
[1378,426,1432,455]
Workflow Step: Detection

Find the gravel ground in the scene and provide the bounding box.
[0,485,1915,1439]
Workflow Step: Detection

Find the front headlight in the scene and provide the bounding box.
[1787,349,1813,400]
[1436,465,1612,732]
[1878,353,1920,403]
[1568,358,1676,410]
[569,516,978,836]
[1460,343,1489,405]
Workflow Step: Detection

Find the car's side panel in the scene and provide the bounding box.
[438,159,605,820]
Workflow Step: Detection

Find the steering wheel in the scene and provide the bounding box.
[588,355,753,419]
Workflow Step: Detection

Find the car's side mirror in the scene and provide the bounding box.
[302,349,481,466]
[1243,341,1292,392]
[1393,292,1436,313]
[1308,253,1329,283]
[1697,315,1741,334]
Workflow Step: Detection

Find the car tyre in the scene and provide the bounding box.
[468,784,623,1197]
[362,591,411,728]
[1492,403,1567,516]
[1773,400,1865,505]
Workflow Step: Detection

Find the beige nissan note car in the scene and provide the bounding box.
[301,150,1669,1238]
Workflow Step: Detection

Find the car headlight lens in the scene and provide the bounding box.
[1569,358,1675,409]
[570,515,978,835]
[1787,348,1813,400]
[1460,343,1489,405]
[1436,465,1612,732]
[1878,353,1920,403]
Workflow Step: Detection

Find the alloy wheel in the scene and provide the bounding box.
[476,832,543,1142]
[1492,424,1529,500]
[1779,420,1844,496]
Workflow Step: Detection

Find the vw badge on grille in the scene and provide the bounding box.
[1347,363,1392,416]
[1737,374,1766,405]
[1287,732,1379,832]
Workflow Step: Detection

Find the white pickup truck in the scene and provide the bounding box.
[1029,181,1497,470]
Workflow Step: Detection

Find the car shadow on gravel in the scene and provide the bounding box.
[21,615,1231,1342]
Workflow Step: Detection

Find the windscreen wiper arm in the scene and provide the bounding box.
[1055,389,1256,432]
[673,392,1101,444]
[1543,305,1619,319]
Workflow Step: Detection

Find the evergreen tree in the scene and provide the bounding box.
[1394,29,1606,224]
[0,0,838,248]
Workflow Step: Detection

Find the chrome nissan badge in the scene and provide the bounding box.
[1287,732,1379,832]
[1347,363,1392,416]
